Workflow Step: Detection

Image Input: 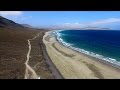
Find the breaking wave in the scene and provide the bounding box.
[52,30,120,68]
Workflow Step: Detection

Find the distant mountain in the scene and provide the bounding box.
[0,16,24,28]
[82,27,111,30]
[21,24,33,28]
[103,23,120,30]
[48,25,111,30]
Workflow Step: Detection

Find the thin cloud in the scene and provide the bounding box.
[0,11,23,16]
[0,12,33,25]
[61,18,120,28]
[89,18,120,25]
[17,16,32,21]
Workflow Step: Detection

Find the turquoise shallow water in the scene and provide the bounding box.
[53,30,120,66]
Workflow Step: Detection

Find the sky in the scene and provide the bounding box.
[0,11,120,29]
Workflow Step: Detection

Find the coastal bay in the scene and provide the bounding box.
[43,31,120,79]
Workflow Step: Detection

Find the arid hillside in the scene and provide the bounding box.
[0,16,53,79]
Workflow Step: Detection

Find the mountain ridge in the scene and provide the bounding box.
[0,16,24,28]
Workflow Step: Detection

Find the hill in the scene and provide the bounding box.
[21,24,33,28]
[0,16,53,79]
[0,16,24,28]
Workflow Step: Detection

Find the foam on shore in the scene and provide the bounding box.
[52,30,120,68]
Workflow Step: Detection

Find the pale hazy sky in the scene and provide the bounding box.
[1,11,120,29]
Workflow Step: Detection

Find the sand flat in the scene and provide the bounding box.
[43,31,120,79]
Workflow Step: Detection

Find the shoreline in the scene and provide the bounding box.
[43,30,120,79]
[41,38,64,79]
[53,30,120,67]
[56,37,120,71]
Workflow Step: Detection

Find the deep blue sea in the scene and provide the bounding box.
[53,30,120,66]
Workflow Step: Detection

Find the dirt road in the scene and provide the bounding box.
[24,33,40,79]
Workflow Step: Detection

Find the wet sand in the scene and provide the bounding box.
[43,31,120,79]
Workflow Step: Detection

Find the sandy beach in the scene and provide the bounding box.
[43,31,120,79]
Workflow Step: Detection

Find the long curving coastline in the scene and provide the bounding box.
[53,30,120,69]
[43,30,120,79]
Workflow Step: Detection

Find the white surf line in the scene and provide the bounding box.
[25,33,40,79]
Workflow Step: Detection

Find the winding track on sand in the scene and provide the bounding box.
[24,33,40,79]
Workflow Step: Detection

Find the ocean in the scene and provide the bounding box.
[53,30,120,66]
